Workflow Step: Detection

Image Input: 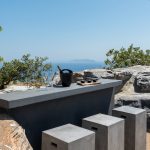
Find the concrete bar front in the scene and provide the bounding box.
[0,79,121,150]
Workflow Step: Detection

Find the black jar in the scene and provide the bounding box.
[60,69,73,87]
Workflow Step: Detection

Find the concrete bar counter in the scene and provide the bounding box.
[0,79,121,150]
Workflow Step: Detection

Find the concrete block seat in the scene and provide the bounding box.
[82,113,124,150]
[42,124,95,150]
[112,106,146,150]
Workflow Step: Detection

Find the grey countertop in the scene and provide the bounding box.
[0,79,122,109]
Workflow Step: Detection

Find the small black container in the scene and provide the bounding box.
[60,69,73,87]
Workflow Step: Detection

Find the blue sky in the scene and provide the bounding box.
[0,0,150,62]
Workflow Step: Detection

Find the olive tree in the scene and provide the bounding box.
[0,57,3,62]
[20,54,52,86]
[105,44,150,69]
[0,26,3,62]
[0,54,52,89]
[0,26,2,32]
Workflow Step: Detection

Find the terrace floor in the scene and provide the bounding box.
[147,132,150,150]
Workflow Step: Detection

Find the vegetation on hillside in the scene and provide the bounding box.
[0,54,52,89]
[105,44,150,69]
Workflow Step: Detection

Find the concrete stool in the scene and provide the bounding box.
[82,113,124,150]
[112,106,146,150]
[42,124,95,150]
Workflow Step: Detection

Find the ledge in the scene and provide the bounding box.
[0,79,122,109]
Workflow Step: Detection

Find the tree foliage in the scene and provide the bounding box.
[0,54,52,89]
[105,44,150,69]
[0,26,2,32]
[0,56,3,62]
[0,26,4,62]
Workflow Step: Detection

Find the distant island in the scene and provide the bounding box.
[53,59,101,64]
[69,59,99,64]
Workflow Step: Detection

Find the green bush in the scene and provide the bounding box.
[0,26,2,32]
[105,44,150,69]
[0,54,52,89]
[0,56,3,62]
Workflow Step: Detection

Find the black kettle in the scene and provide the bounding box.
[58,66,73,87]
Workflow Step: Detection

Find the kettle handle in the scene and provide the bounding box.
[57,65,62,73]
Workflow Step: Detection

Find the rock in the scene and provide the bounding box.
[113,71,132,93]
[85,69,115,79]
[0,114,33,150]
[114,71,132,81]
[115,89,150,130]
[112,65,150,129]
[114,65,150,76]
[101,72,114,79]
[83,70,98,79]
[134,72,150,93]
[83,70,93,77]
[72,73,84,83]
[114,73,150,104]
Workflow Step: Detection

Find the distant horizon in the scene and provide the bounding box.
[50,58,103,63]
[1,56,103,63]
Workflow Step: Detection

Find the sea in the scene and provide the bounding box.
[51,62,104,74]
[0,61,105,79]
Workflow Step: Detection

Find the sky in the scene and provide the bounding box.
[0,0,150,62]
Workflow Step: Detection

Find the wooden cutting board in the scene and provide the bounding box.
[76,80,101,86]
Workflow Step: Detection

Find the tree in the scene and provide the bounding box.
[0,54,52,89]
[0,56,3,62]
[0,26,3,62]
[20,54,52,85]
[105,44,150,69]
[0,26,2,32]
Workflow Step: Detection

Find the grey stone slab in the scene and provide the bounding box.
[112,106,146,150]
[42,124,95,150]
[83,113,124,126]
[113,106,145,115]
[0,79,121,109]
[82,113,124,150]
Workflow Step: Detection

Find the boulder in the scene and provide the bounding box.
[101,72,114,79]
[134,72,150,93]
[114,65,150,76]
[83,70,99,79]
[111,66,150,130]
[82,69,113,79]
[0,114,33,150]
[72,73,84,82]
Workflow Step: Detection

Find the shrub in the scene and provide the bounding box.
[105,44,150,69]
[0,26,2,32]
[0,54,52,89]
[0,56,3,62]
[20,54,52,85]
